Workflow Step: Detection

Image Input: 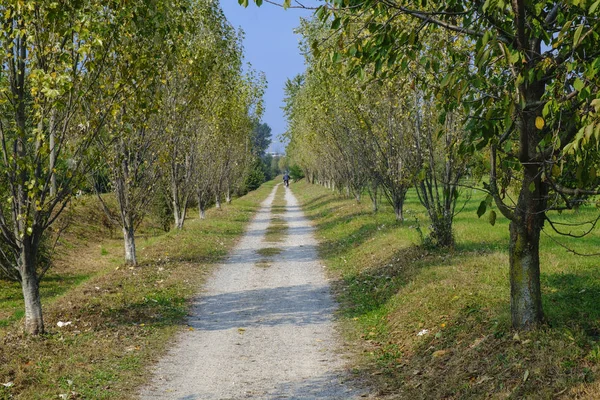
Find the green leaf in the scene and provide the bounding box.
[283,0,291,9]
[488,210,497,226]
[477,200,487,218]
[574,78,585,91]
[591,0,600,14]
[255,0,263,5]
[331,17,341,30]
[528,182,536,192]
[573,24,584,48]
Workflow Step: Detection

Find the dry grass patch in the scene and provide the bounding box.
[264,217,287,243]
[255,260,272,269]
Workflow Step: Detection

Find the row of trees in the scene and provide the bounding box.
[0,0,266,334]
[278,1,600,330]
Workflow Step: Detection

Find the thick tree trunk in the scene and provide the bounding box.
[20,252,44,335]
[394,205,403,222]
[509,168,545,329]
[199,206,206,220]
[372,196,378,213]
[215,195,221,210]
[123,225,137,266]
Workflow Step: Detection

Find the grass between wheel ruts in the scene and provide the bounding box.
[0,181,276,400]
[292,179,600,399]
[264,184,288,243]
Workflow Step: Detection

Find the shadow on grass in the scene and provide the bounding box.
[0,273,91,327]
[543,271,600,336]
[335,245,435,319]
[319,220,394,262]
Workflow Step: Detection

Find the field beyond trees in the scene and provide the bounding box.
[292,180,600,399]
[0,182,275,399]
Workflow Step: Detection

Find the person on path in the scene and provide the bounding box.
[283,172,290,187]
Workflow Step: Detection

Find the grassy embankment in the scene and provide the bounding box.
[0,181,276,399]
[292,179,600,399]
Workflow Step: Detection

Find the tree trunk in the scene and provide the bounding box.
[215,194,221,210]
[394,205,403,221]
[173,199,181,228]
[509,167,545,329]
[199,206,206,220]
[123,225,137,266]
[226,187,231,204]
[49,109,57,197]
[20,251,44,335]
[430,214,454,248]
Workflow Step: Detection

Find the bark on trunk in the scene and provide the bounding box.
[509,168,545,329]
[215,195,221,210]
[123,225,137,266]
[226,187,231,204]
[175,205,187,229]
[395,206,403,222]
[21,253,44,335]
[199,207,206,220]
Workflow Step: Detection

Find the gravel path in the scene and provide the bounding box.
[139,184,365,400]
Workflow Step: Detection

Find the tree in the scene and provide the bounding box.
[309,0,600,329]
[0,0,149,334]
[95,2,183,265]
[251,122,272,157]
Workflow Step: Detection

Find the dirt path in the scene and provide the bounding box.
[139,184,365,399]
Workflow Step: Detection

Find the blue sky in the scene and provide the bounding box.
[219,1,315,153]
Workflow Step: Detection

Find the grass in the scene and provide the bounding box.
[264,184,288,243]
[292,179,600,399]
[255,260,272,269]
[0,181,276,399]
[256,247,283,257]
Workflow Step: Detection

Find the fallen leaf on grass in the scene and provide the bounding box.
[432,350,448,358]
[2,382,13,388]
[523,369,530,382]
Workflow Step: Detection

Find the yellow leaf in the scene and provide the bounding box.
[535,116,545,130]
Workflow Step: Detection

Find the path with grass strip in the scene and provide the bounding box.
[139,184,365,399]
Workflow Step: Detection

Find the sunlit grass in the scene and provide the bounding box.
[293,179,600,399]
[0,180,275,399]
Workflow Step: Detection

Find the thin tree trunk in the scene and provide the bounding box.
[123,225,137,265]
[21,250,44,335]
[215,194,221,210]
[49,109,56,197]
[226,186,231,204]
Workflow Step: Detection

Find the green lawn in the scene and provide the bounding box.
[292,179,600,399]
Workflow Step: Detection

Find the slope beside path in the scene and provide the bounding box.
[139,184,365,399]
